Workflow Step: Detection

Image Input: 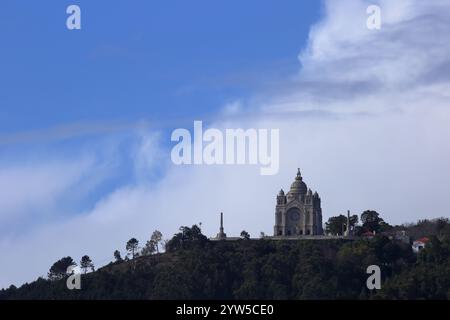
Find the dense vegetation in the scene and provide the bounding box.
[2,216,450,300]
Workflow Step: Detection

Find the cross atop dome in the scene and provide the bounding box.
[296,168,302,180]
[290,168,307,194]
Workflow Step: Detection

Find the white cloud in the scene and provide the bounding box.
[0,158,97,225]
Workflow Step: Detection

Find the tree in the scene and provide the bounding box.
[435,218,450,238]
[187,225,207,243]
[48,256,76,281]
[150,230,163,253]
[240,230,250,240]
[141,240,157,256]
[165,225,208,252]
[114,250,123,263]
[361,210,384,233]
[349,215,359,229]
[80,255,94,274]
[326,214,359,235]
[162,239,170,252]
[126,238,139,260]
[326,215,347,235]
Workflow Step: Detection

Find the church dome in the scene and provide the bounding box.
[278,189,285,196]
[290,169,307,195]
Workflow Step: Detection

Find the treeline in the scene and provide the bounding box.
[1,216,450,299]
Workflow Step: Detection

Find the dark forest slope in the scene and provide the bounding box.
[2,230,450,300]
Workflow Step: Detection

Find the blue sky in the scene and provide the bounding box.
[2,0,450,288]
[0,0,320,133]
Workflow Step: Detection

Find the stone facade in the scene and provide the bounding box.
[274,169,323,236]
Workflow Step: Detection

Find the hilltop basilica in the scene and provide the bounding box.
[214,169,325,240]
[273,169,323,236]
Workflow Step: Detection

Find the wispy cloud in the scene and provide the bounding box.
[0,121,135,146]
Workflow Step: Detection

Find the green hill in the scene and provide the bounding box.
[2,226,450,300]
